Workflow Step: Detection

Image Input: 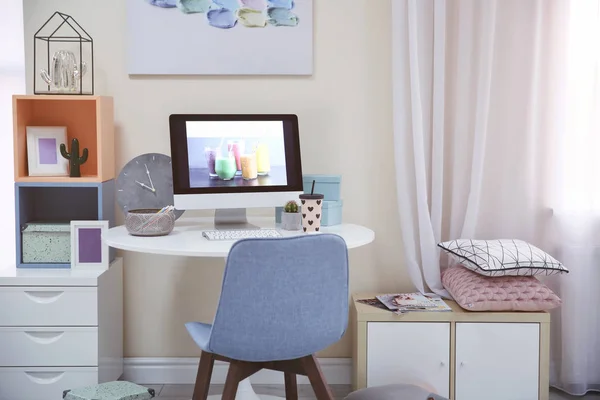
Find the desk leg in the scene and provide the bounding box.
[207,378,284,399]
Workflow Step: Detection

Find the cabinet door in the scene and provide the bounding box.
[456,323,539,400]
[367,322,450,397]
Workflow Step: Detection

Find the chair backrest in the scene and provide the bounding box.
[209,234,349,362]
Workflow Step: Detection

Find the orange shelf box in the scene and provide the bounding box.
[13,95,115,182]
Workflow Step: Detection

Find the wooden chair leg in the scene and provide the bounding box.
[301,355,334,400]
[192,351,215,400]
[222,361,244,400]
[284,372,298,400]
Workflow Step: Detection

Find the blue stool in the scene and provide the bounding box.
[185,234,349,400]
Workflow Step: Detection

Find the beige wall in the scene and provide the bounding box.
[23,0,409,358]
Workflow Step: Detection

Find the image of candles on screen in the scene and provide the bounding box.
[186,120,287,189]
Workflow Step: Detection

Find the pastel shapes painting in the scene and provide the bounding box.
[237,8,267,27]
[127,0,313,74]
[176,0,212,13]
[267,7,298,26]
[146,0,177,7]
[267,0,293,9]
[213,0,241,10]
[240,0,267,10]
[207,8,238,28]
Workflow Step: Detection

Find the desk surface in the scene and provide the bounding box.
[103,217,375,257]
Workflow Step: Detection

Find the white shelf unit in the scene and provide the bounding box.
[0,258,123,400]
[352,294,550,400]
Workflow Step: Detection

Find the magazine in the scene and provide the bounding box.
[376,292,452,313]
[356,298,389,311]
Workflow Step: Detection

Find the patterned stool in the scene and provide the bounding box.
[344,384,449,400]
[63,381,155,400]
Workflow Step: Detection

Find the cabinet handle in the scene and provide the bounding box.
[24,331,65,344]
[24,291,64,304]
[24,371,65,385]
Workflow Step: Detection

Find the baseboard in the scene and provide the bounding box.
[123,357,351,385]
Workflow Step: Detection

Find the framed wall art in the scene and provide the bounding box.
[127,0,313,75]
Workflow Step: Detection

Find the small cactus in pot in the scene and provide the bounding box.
[281,200,301,230]
[284,200,299,213]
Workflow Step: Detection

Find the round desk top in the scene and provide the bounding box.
[103,217,375,258]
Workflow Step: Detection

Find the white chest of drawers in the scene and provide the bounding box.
[0,258,123,400]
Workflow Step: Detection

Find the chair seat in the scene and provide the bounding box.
[344,384,448,400]
[185,322,213,352]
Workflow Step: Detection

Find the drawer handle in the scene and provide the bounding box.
[24,291,64,304]
[24,371,65,385]
[24,331,65,344]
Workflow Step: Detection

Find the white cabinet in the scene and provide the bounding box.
[353,294,550,400]
[455,323,540,400]
[0,367,99,400]
[367,322,450,397]
[0,259,123,400]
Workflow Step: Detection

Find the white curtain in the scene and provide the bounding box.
[393,0,600,395]
[0,0,25,266]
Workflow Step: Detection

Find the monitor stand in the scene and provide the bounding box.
[214,208,259,230]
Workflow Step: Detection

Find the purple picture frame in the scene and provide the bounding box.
[26,126,69,176]
[70,220,109,270]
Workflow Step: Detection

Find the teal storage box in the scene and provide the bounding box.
[22,222,70,265]
[303,174,342,201]
[321,200,343,226]
[63,381,155,400]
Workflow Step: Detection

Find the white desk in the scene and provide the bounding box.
[103,217,375,400]
[104,217,375,257]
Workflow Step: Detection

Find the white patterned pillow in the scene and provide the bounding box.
[438,239,568,277]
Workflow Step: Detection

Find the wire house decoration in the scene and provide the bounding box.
[34,12,94,95]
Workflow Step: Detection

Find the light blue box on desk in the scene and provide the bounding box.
[321,200,343,226]
[302,174,342,201]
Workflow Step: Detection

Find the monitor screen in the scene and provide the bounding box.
[169,114,303,196]
[187,120,287,189]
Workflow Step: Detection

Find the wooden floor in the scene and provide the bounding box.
[148,384,350,399]
[145,384,599,399]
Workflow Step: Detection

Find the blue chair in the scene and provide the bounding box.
[186,234,349,400]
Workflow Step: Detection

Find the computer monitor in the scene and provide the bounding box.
[169,114,303,227]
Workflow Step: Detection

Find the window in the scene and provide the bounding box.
[555,0,600,212]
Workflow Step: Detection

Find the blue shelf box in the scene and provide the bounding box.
[15,180,115,269]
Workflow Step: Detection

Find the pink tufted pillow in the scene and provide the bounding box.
[442,266,562,311]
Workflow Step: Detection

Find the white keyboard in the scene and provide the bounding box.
[202,229,283,241]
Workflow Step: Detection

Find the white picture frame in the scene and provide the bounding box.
[70,220,109,270]
[26,126,69,176]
